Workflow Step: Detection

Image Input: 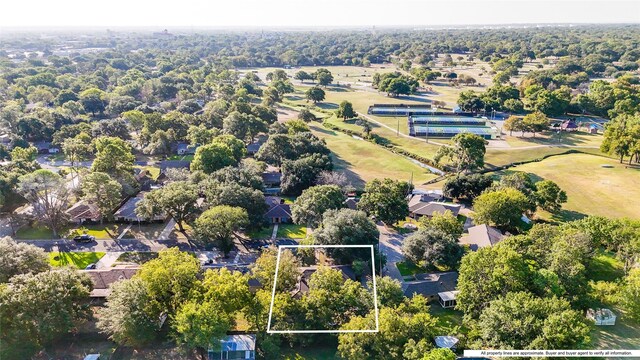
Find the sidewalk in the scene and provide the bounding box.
[95,252,124,269]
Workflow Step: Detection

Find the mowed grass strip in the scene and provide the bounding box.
[309,124,437,188]
[496,153,640,220]
[49,252,105,269]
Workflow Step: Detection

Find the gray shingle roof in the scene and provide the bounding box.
[402,271,458,298]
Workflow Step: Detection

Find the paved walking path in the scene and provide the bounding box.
[158,219,176,240]
[117,224,132,240]
[95,251,124,269]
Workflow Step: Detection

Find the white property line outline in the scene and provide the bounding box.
[266,244,380,334]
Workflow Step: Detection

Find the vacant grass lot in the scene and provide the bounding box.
[309,124,437,188]
[495,153,640,220]
[49,252,105,269]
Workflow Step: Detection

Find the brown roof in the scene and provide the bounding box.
[462,224,505,251]
[264,203,291,219]
[86,268,138,298]
[66,200,101,221]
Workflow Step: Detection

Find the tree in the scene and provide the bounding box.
[187,125,220,146]
[222,111,267,143]
[600,114,640,163]
[172,300,231,360]
[503,115,524,136]
[79,88,107,116]
[193,205,249,254]
[135,181,199,232]
[620,268,640,321]
[421,349,456,360]
[62,135,92,170]
[251,247,300,292]
[91,137,135,191]
[336,100,356,120]
[97,278,159,346]
[284,119,310,135]
[0,269,92,359]
[338,296,436,360]
[314,68,334,86]
[477,292,590,349]
[358,178,411,225]
[314,209,380,263]
[305,86,326,103]
[435,133,486,173]
[443,173,493,200]
[0,237,49,283]
[522,111,550,138]
[402,227,463,270]
[294,70,314,83]
[291,185,345,227]
[17,170,69,238]
[418,210,464,238]
[503,98,524,113]
[280,153,332,195]
[211,134,246,162]
[374,276,405,308]
[534,180,567,212]
[203,182,267,227]
[10,146,37,163]
[456,246,532,319]
[473,188,531,230]
[298,108,317,122]
[136,248,200,318]
[191,142,238,174]
[81,172,123,223]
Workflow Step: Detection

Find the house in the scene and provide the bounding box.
[34,141,60,154]
[208,334,256,360]
[460,224,505,251]
[66,200,101,224]
[561,119,579,131]
[86,268,138,299]
[262,171,282,188]
[587,308,616,326]
[134,168,155,191]
[247,141,263,155]
[402,271,458,301]
[157,160,191,183]
[176,142,198,155]
[434,335,459,349]
[344,197,359,210]
[114,192,165,223]
[438,290,459,308]
[409,201,461,219]
[292,265,357,299]
[409,190,443,204]
[264,203,291,224]
[0,134,11,147]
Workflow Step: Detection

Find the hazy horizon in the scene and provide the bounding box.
[0,0,638,29]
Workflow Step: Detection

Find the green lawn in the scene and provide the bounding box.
[247,226,274,240]
[494,153,640,220]
[395,261,426,277]
[278,223,307,239]
[17,224,125,240]
[49,252,105,269]
[587,250,626,282]
[310,124,437,189]
[590,314,640,352]
[16,225,54,239]
[430,304,468,334]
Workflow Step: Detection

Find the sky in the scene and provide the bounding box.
[0,0,638,28]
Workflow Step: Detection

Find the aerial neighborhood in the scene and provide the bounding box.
[0,20,639,360]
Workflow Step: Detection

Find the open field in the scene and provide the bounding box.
[503,131,604,148]
[495,153,640,221]
[49,252,105,269]
[309,124,438,188]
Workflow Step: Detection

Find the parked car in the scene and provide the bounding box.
[85,263,97,270]
[73,234,95,242]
